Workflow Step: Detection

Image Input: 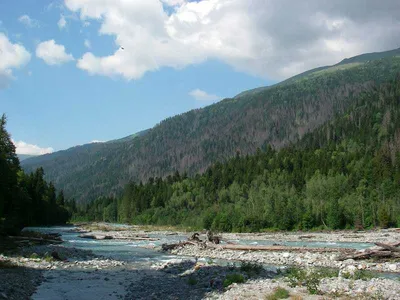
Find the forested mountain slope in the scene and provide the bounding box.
[78,77,400,231]
[22,49,400,203]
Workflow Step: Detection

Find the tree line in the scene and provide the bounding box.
[0,115,74,235]
[74,78,400,232]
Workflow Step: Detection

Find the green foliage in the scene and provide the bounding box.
[285,267,338,295]
[240,261,264,276]
[266,287,290,300]
[76,78,400,232]
[223,273,245,288]
[342,269,376,281]
[0,115,71,235]
[187,276,198,285]
[22,53,400,205]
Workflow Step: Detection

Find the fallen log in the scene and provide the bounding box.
[161,241,194,251]
[207,243,352,253]
[337,249,400,261]
[299,235,315,239]
[8,236,63,244]
[375,242,400,252]
[79,234,113,240]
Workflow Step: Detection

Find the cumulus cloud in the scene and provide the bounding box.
[12,140,54,155]
[84,39,91,49]
[58,15,67,29]
[0,33,31,89]
[18,15,40,28]
[189,89,219,101]
[64,0,400,80]
[36,40,74,65]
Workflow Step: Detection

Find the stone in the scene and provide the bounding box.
[388,264,397,271]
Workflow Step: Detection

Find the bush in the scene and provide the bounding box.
[223,273,245,288]
[240,261,264,276]
[266,287,290,299]
[187,276,198,285]
[285,267,338,295]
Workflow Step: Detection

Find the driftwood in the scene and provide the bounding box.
[207,243,352,253]
[161,241,197,251]
[299,235,315,239]
[190,233,201,242]
[8,236,63,244]
[79,234,114,240]
[338,241,400,261]
[206,231,221,244]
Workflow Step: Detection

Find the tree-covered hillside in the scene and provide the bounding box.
[0,115,72,235]
[75,77,400,231]
[23,49,400,203]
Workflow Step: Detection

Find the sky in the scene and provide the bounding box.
[1,0,400,155]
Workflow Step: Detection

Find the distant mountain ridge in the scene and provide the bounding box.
[17,154,38,161]
[22,48,400,203]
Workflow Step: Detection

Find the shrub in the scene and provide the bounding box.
[223,273,245,288]
[285,267,338,295]
[187,276,198,285]
[266,287,290,299]
[240,261,264,276]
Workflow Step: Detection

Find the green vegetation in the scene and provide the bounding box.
[342,269,376,281]
[22,51,400,205]
[0,115,72,236]
[187,276,198,286]
[73,77,400,232]
[240,261,264,276]
[266,287,290,300]
[285,267,338,295]
[223,273,245,288]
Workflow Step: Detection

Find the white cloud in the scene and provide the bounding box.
[18,15,40,28]
[84,39,91,49]
[36,40,74,65]
[58,15,67,29]
[90,140,105,143]
[0,33,31,89]
[189,89,219,101]
[161,0,186,6]
[12,140,54,155]
[64,0,400,80]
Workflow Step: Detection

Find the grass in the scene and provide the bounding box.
[223,273,245,288]
[266,287,290,299]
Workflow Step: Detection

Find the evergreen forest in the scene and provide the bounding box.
[73,78,400,232]
[0,115,73,235]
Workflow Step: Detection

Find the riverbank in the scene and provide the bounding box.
[1,225,399,299]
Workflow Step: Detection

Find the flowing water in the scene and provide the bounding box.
[25,225,374,263]
[25,225,397,299]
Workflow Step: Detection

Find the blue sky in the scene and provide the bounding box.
[1,0,399,155]
[0,0,269,154]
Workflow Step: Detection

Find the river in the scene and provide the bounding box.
[23,225,395,299]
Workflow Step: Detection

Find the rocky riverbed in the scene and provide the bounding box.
[1,225,399,299]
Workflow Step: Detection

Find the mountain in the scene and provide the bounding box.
[22,48,400,203]
[77,77,400,231]
[18,154,38,161]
